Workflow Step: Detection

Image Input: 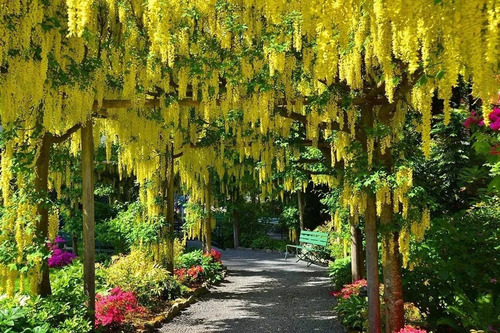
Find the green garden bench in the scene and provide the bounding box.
[284,230,329,266]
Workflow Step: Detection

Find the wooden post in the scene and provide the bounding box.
[297,190,306,245]
[365,195,381,333]
[34,133,52,296]
[81,119,95,326]
[166,144,175,273]
[203,176,212,253]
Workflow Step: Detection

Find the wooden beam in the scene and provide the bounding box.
[94,92,387,112]
[94,98,204,111]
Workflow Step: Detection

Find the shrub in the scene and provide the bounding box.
[397,326,427,333]
[97,202,167,253]
[334,293,368,331]
[0,304,49,332]
[403,199,500,330]
[174,265,204,286]
[332,279,367,299]
[95,287,145,329]
[103,249,182,306]
[206,249,221,262]
[176,250,224,284]
[35,262,91,332]
[248,235,287,251]
[329,257,352,291]
[0,262,91,333]
[332,280,426,332]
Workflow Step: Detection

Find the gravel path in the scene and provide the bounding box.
[160,249,343,333]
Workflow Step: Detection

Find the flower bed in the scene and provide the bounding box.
[96,248,225,331]
[95,287,146,330]
[0,248,225,333]
[331,280,426,333]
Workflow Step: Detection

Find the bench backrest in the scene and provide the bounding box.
[299,230,329,246]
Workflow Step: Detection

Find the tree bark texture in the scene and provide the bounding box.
[350,222,365,281]
[34,133,52,297]
[381,204,405,333]
[365,195,382,333]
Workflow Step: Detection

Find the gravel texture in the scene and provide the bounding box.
[160,249,343,333]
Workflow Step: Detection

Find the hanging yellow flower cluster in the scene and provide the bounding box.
[0,199,38,297]
[399,207,431,268]
[394,167,413,218]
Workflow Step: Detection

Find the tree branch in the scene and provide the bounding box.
[295,158,324,164]
[51,123,82,143]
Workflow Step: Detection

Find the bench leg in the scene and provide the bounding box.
[295,249,301,262]
[285,245,294,260]
[297,249,307,262]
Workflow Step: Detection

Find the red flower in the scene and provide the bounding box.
[490,145,500,156]
[204,249,222,262]
[175,265,204,285]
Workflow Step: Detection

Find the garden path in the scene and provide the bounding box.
[160,248,342,333]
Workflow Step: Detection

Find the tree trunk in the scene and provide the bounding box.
[166,144,175,274]
[72,235,79,256]
[365,195,382,333]
[34,133,52,297]
[297,190,305,230]
[350,221,365,281]
[381,204,405,333]
[203,176,212,254]
[378,141,405,333]
[81,119,95,326]
[233,204,240,248]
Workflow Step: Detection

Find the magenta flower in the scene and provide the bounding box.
[489,106,500,131]
[463,110,484,128]
[47,237,76,268]
[397,325,427,333]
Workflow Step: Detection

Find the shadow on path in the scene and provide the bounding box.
[161,250,343,333]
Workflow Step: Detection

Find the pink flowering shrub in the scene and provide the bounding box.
[463,110,484,128]
[397,325,427,333]
[489,106,500,131]
[331,279,367,299]
[95,287,145,328]
[48,236,76,268]
[463,107,500,131]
